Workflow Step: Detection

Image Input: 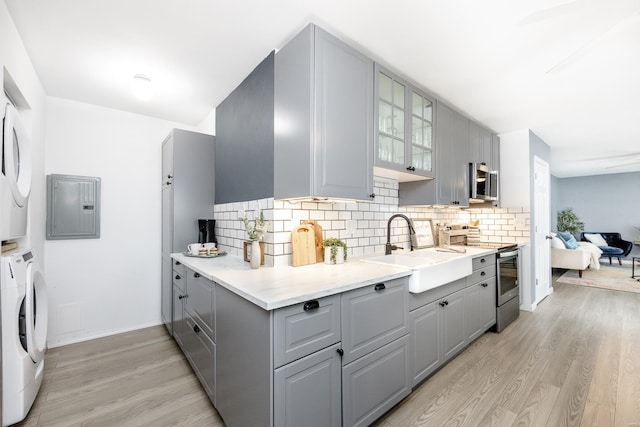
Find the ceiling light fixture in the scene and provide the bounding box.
[131,74,154,101]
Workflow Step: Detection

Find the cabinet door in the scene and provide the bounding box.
[440,288,466,362]
[183,312,216,405]
[172,284,185,348]
[185,269,215,340]
[274,343,342,427]
[375,67,409,172]
[342,335,411,427]
[435,102,469,205]
[464,278,498,343]
[341,278,409,364]
[409,89,435,177]
[313,26,373,200]
[411,300,441,386]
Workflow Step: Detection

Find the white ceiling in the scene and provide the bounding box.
[5,0,640,178]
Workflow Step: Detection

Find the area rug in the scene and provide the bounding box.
[557,260,640,294]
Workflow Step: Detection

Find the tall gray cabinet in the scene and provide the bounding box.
[161,129,215,334]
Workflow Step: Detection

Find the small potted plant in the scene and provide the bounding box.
[243,210,271,269]
[323,237,347,264]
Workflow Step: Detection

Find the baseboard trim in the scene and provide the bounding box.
[47,320,164,349]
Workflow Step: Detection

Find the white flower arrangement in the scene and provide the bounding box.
[243,210,272,241]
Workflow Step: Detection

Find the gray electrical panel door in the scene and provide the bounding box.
[46,174,101,239]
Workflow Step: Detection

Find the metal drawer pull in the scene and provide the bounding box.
[175,261,181,266]
[193,324,201,333]
[178,294,187,299]
[374,283,386,291]
[481,271,486,276]
[439,300,449,307]
[194,272,201,278]
[303,300,320,311]
[337,348,344,356]
[480,258,486,263]
[175,275,181,280]
[481,283,488,287]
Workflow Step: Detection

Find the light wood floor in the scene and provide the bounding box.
[19,272,640,426]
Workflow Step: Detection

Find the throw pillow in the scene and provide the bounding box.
[584,233,608,247]
[550,236,565,249]
[557,231,579,249]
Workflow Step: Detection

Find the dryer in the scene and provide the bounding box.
[1,248,47,426]
[1,103,32,241]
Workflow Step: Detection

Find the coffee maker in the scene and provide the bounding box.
[198,219,217,244]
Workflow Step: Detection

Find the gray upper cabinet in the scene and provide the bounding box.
[470,121,500,172]
[374,65,434,182]
[274,24,374,201]
[435,102,470,206]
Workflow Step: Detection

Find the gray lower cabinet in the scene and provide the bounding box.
[342,335,411,427]
[410,254,497,387]
[274,343,342,427]
[179,266,216,406]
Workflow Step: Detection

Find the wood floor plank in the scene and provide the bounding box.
[510,381,560,427]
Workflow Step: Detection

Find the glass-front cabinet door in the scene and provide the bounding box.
[374,65,434,180]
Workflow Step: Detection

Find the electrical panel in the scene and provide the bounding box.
[46,174,101,240]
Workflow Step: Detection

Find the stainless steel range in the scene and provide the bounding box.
[471,242,520,332]
[494,244,520,332]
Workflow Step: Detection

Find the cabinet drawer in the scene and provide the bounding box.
[274,343,342,427]
[341,277,409,365]
[274,294,341,368]
[172,269,185,293]
[472,254,495,270]
[467,264,496,285]
[172,259,186,277]
[184,312,216,405]
[342,335,411,427]
[185,269,215,340]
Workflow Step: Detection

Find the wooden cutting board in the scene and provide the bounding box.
[300,220,324,263]
[291,224,316,266]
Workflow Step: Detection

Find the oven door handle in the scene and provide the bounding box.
[498,250,519,258]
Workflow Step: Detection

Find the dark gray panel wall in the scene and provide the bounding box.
[554,171,640,256]
[215,52,274,204]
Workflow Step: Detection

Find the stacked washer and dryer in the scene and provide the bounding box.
[1,101,48,426]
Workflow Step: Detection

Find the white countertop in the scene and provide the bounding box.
[172,245,497,311]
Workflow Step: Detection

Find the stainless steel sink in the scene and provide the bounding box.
[362,249,473,293]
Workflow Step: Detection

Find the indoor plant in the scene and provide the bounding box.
[557,208,584,236]
[322,237,347,264]
[243,210,271,269]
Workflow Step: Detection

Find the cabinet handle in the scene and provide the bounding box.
[165,181,171,186]
[481,283,488,287]
[194,272,201,278]
[369,193,376,199]
[175,275,181,280]
[481,271,486,276]
[374,283,386,292]
[406,166,416,172]
[167,174,172,179]
[303,300,320,311]
[337,348,344,357]
[439,300,449,307]
[480,258,486,263]
[193,324,201,333]
[178,294,187,299]
[175,261,181,266]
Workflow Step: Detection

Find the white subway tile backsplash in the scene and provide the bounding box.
[211,180,530,266]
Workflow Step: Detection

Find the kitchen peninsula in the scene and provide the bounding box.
[170,246,497,426]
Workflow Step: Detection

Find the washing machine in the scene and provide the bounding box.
[1,103,32,241]
[1,248,47,426]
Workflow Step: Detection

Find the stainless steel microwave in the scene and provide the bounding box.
[469,162,498,201]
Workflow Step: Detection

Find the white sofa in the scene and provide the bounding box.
[550,236,602,278]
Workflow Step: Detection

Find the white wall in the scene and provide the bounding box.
[44,97,203,347]
[498,129,530,209]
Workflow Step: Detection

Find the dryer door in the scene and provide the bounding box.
[3,103,32,207]
[25,263,48,363]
